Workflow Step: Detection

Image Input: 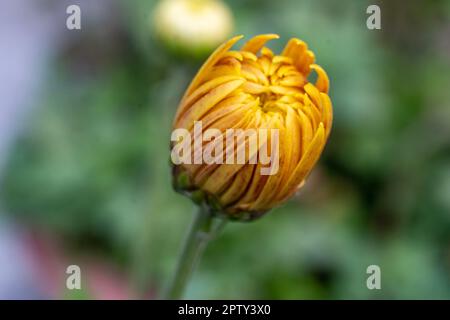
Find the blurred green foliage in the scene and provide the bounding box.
[1,0,450,299]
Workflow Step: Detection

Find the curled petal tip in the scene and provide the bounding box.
[241,34,280,53]
[230,34,244,42]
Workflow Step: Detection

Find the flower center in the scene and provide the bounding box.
[238,51,307,112]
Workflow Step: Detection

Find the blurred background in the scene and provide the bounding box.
[0,0,449,299]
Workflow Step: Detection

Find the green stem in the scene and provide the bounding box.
[165,205,225,299]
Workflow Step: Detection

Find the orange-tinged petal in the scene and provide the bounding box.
[278,123,325,202]
[183,35,244,98]
[175,75,244,123]
[178,79,245,130]
[241,34,279,53]
[219,164,255,206]
[311,64,329,93]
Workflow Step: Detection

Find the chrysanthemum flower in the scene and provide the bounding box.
[171,34,332,220]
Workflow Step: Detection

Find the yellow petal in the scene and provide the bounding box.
[297,109,313,158]
[241,34,279,53]
[175,75,243,123]
[183,35,243,98]
[219,164,256,206]
[249,116,286,210]
[310,64,329,93]
[193,109,256,184]
[278,123,325,202]
[320,92,333,139]
[304,83,322,111]
[178,79,245,130]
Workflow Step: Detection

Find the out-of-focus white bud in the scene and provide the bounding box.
[152,0,234,57]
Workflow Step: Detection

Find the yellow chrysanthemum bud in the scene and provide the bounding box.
[171,34,333,220]
[153,0,234,57]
